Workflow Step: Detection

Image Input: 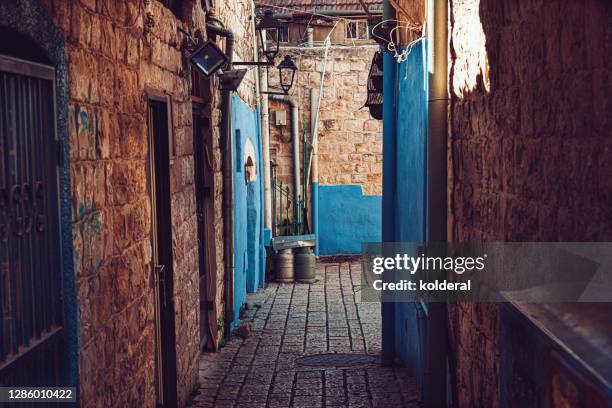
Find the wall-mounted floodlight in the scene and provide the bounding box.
[190,39,228,77]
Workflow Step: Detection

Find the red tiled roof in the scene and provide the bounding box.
[255,0,382,13]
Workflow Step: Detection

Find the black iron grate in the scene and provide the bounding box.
[296,353,377,368]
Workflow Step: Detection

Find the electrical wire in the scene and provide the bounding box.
[370,19,424,63]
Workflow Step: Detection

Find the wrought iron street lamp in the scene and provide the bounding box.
[230,10,284,68]
[277,55,298,94]
[185,13,297,94]
[257,10,284,63]
[262,54,298,95]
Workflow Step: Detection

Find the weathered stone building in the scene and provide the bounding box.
[384,0,612,406]
[447,0,612,406]
[269,47,382,195]
[0,0,260,406]
[256,0,384,255]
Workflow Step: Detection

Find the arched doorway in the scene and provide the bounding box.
[244,145,260,293]
[0,30,67,385]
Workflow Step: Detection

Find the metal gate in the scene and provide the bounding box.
[0,55,64,385]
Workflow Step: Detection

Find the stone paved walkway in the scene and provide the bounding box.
[190,262,420,408]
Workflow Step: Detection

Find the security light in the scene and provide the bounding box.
[190,39,228,77]
[277,55,298,94]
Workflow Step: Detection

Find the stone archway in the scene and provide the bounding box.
[244,138,260,293]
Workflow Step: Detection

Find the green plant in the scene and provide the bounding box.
[217,316,225,332]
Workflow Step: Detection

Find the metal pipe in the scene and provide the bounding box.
[305,39,330,255]
[424,0,449,406]
[259,31,273,231]
[427,1,448,242]
[270,94,300,199]
[305,38,330,186]
[206,20,235,338]
[310,89,320,255]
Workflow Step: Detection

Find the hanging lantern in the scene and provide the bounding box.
[277,55,298,94]
[257,10,284,63]
[365,51,383,120]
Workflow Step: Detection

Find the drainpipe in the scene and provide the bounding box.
[381,0,397,366]
[206,19,235,339]
[306,40,330,254]
[307,27,314,47]
[310,89,319,254]
[259,31,272,232]
[269,94,300,199]
[425,0,449,406]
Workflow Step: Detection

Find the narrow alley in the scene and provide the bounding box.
[191,261,420,408]
[1,0,611,407]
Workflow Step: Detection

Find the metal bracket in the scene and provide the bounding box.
[261,91,289,96]
[233,61,274,67]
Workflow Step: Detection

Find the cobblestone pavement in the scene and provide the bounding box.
[190,262,420,408]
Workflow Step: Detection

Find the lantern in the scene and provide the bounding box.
[257,10,284,63]
[277,55,297,94]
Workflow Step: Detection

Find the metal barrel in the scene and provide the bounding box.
[275,248,294,283]
[294,247,316,283]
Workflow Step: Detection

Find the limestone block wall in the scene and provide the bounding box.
[268,45,382,196]
[447,1,612,406]
[34,0,255,406]
[0,0,260,405]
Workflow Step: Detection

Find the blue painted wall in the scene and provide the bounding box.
[382,44,398,364]
[381,39,429,387]
[395,40,428,243]
[232,95,266,325]
[318,185,381,255]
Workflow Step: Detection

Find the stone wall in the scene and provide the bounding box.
[35,0,256,406]
[447,0,612,406]
[268,45,382,196]
[38,1,204,405]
